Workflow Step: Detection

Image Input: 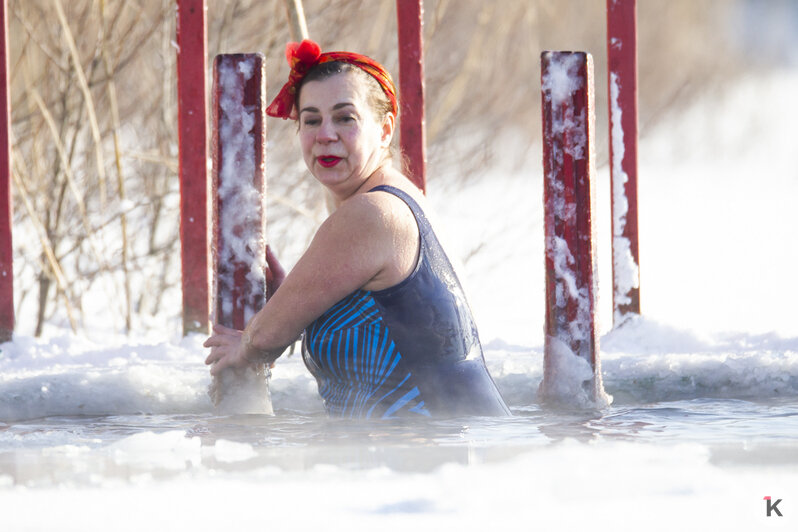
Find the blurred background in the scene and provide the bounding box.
[6,0,798,337]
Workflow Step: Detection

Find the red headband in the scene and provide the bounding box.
[265,39,398,120]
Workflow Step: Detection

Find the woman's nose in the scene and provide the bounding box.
[316,120,337,142]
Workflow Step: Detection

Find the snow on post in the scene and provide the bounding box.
[396,0,427,193]
[176,0,210,336]
[607,0,641,324]
[210,54,272,415]
[0,0,13,343]
[212,54,267,330]
[539,52,610,409]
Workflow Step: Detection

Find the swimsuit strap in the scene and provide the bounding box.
[367,185,431,234]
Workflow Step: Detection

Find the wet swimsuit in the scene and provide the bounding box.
[301,185,510,419]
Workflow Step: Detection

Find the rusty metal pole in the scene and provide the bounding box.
[211,54,268,330]
[176,0,210,335]
[396,0,427,193]
[607,0,640,325]
[0,0,13,343]
[209,54,272,415]
[539,51,608,408]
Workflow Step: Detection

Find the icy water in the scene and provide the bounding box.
[3,397,796,488]
[2,318,797,531]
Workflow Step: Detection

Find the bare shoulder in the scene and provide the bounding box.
[309,190,405,267]
[320,184,420,291]
[331,186,417,236]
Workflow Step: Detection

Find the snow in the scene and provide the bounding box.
[609,71,640,316]
[537,335,611,409]
[541,52,589,160]
[539,51,607,407]
[211,56,274,416]
[1,438,795,531]
[215,55,266,326]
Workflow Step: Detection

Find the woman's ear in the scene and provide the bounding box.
[380,112,396,148]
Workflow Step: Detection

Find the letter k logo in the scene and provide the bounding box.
[764,496,783,517]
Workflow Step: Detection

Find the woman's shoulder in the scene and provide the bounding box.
[320,188,408,245]
[334,187,396,225]
[338,177,419,223]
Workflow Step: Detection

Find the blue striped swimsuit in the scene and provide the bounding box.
[301,185,510,419]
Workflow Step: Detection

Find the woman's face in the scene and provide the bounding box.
[297,72,394,196]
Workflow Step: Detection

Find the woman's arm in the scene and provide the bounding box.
[204,191,417,375]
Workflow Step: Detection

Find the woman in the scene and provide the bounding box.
[204,40,509,419]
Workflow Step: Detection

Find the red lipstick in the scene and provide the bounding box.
[317,156,342,168]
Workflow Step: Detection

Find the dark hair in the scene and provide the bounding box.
[296,61,396,121]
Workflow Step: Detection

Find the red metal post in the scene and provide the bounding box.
[208,54,272,416]
[607,0,640,324]
[539,52,607,407]
[396,0,427,193]
[176,0,210,335]
[0,0,13,342]
[211,54,267,330]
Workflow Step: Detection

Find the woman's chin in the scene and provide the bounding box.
[312,166,356,188]
[313,170,343,186]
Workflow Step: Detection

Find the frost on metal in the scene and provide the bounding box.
[541,53,588,161]
[211,54,271,416]
[607,0,641,323]
[540,336,609,410]
[540,52,610,409]
[609,72,640,323]
[214,55,266,327]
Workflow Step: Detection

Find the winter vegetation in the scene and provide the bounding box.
[6,0,758,337]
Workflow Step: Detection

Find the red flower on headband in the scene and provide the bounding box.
[287,40,321,68]
[266,39,398,120]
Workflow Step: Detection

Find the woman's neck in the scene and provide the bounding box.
[331,160,395,208]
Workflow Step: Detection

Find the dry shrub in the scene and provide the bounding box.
[7,0,749,335]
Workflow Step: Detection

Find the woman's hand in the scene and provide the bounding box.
[203,324,254,376]
[265,245,286,299]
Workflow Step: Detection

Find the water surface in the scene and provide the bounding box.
[3,397,796,488]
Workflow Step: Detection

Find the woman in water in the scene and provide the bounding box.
[204,40,509,419]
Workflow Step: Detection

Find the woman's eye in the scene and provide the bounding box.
[335,115,355,123]
[302,117,321,126]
